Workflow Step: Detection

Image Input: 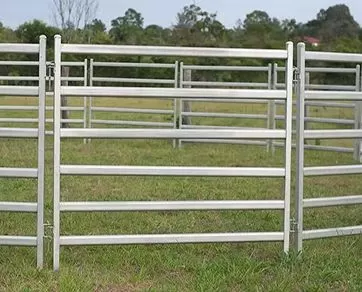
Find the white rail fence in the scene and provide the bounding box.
[0,59,88,134]
[2,53,361,157]
[53,35,294,271]
[295,43,362,251]
[178,63,275,150]
[271,64,361,157]
[88,60,178,146]
[0,36,46,269]
[1,37,361,270]
[86,59,361,159]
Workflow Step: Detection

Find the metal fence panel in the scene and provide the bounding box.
[295,42,362,252]
[0,36,46,269]
[53,35,294,271]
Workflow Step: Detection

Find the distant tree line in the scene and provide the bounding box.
[1,3,361,86]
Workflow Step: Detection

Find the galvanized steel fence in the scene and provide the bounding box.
[0,36,361,271]
[85,58,361,158]
[52,36,294,271]
[0,36,46,269]
[274,64,361,156]
[295,43,362,250]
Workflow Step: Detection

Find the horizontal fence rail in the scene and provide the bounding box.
[0,36,46,269]
[61,43,288,59]
[53,35,294,271]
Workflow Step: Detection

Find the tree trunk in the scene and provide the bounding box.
[182,69,192,125]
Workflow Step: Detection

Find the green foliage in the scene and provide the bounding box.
[0,3,361,86]
[16,19,60,44]
[237,10,287,49]
[172,4,226,47]
[110,8,144,44]
[0,3,361,52]
[302,4,360,42]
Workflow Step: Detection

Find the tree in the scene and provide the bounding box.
[109,8,144,44]
[281,19,301,39]
[240,10,285,48]
[85,19,106,33]
[52,0,99,126]
[84,18,110,44]
[302,4,360,42]
[144,25,168,45]
[243,10,272,31]
[16,20,60,44]
[0,24,18,43]
[52,0,99,42]
[173,4,225,46]
[319,5,360,41]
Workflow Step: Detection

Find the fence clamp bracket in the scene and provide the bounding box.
[47,61,55,69]
[44,221,54,239]
[290,217,297,233]
[293,67,300,84]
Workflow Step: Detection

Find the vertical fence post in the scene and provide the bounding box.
[267,63,274,153]
[61,66,70,128]
[271,63,278,154]
[305,72,310,145]
[36,35,47,269]
[53,35,62,272]
[173,61,179,148]
[360,64,362,163]
[83,59,88,144]
[178,62,184,148]
[283,42,293,253]
[354,65,361,161]
[295,43,306,252]
[88,58,94,143]
[183,68,192,125]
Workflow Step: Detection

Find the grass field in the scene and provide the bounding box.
[0,96,361,291]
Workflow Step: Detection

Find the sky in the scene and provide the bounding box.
[1,0,362,29]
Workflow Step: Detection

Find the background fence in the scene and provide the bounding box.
[0,58,88,135]
[178,63,275,150]
[88,60,178,146]
[81,58,362,160]
[274,64,361,158]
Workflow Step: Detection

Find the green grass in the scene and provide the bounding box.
[0,96,361,291]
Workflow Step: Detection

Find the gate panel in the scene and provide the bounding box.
[53,35,294,271]
[295,43,362,251]
[0,36,46,268]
